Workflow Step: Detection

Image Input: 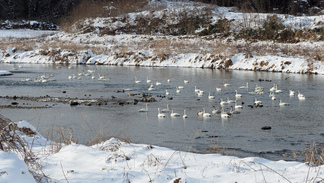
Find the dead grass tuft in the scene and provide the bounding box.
[207,137,227,155]
[302,142,324,166]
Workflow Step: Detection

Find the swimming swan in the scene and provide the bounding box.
[234,100,243,109]
[221,107,230,118]
[202,108,211,118]
[212,106,221,114]
[135,76,141,83]
[147,76,152,83]
[162,104,171,113]
[235,90,242,98]
[239,82,248,89]
[158,108,166,118]
[208,92,215,99]
[183,109,188,119]
[165,90,170,95]
[279,98,290,106]
[297,90,305,100]
[170,110,180,117]
[138,103,149,112]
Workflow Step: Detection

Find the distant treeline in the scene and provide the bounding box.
[0,0,323,23]
[193,0,324,15]
[0,0,79,22]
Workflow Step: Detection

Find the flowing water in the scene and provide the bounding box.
[1,63,323,161]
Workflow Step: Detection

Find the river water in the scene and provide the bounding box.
[0,63,323,161]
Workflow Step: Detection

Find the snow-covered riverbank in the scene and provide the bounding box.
[2,43,324,74]
[0,120,323,183]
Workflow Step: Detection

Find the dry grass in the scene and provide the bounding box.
[0,38,37,52]
[207,137,227,155]
[1,28,323,65]
[61,0,148,32]
[303,142,324,166]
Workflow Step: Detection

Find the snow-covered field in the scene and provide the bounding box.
[0,120,322,183]
[0,29,57,39]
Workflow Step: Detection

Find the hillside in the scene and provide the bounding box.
[1,0,324,74]
[0,0,323,22]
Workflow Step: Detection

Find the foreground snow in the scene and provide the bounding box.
[1,121,323,183]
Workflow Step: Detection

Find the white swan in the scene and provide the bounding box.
[21,77,31,82]
[275,84,282,93]
[87,69,96,73]
[195,86,199,93]
[78,71,84,76]
[147,76,151,83]
[212,106,221,114]
[220,98,228,106]
[138,103,149,112]
[297,90,305,100]
[197,110,204,116]
[197,90,204,96]
[235,90,242,98]
[158,108,166,118]
[148,84,155,91]
[202,108,211,118]
[156,81,162,86]
[178,86,184,89]
[165,90,170,95]
[184,80,189,84]
[71,74,76,79]
[230,106,240,114]
[84,70,90,76]
[135,76,141,84]
[216,87,222,92]
[248,90,258,95]
[176,87,181,93]
[239,82,248,89]
[98,74,106,81]
[167,78,171,83]
[221,107,230,118]
[255,84,264,92]
[208,92,215,99]
[254,98,262,106]
[234,100,243,109]
[162,104,170,113]
[227,97,235,103]
[183,109,188,119]
[289,90,295,96]
[170,110,180,117]
[223,83,231,87]
[269,84,276,92]
[269,92,276,100]
[279,98,290,106]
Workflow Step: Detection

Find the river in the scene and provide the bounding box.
[0,63,323,162]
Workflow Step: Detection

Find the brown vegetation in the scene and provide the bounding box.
[303,142,324,166]
[61,0,148,32]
